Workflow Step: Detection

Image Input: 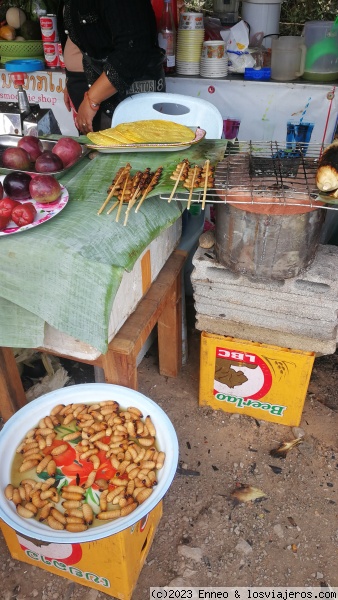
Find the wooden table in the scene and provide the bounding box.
[0,249,186,423]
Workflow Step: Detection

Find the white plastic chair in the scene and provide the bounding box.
[111,92,223,139]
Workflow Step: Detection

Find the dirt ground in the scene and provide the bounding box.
[0,301,337,600]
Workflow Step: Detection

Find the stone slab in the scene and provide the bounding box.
[195,313,337,356]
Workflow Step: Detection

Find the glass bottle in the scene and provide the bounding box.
[158,0,176,74]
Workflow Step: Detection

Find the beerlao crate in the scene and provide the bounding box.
[199,331,315,426]
[1,501,162,600]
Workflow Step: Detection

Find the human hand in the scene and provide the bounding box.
[64,87,71,112]
[75,99,96,134]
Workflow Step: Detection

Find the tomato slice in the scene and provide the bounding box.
[61,459,94,486]
[96,449,118,481]
[43,439,76,466]
[42,436,124,488]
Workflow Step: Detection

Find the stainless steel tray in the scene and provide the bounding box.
[0,135,90,175]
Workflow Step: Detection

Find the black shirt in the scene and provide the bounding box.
[58,0,165,115]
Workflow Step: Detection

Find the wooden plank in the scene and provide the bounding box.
[100,350,138,390]
[141,249,152,296]
[0,348,27,422]
[105,249,186,387]
[158,271,182,378]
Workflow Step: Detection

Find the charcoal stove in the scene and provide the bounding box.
[213,142,329,280]
[161,141,338,280]
[0,64,61,137]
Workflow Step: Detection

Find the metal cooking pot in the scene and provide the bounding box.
[215,202,326,280]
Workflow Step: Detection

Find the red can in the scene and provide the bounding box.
[57,43,65,69]
[40,14,59,42]
[43,42,59,68]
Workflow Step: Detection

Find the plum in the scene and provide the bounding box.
[0,181,3,200]
[2,147,31,170]
[29,174,61,204]
[35,151,63,173]
[52,137,82,167]
[3,171,32,200]
[18,135,43,162]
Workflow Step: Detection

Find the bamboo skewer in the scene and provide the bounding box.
[135,167,163,214]
[116,174,130,223]
[168,161,186,203]
[123,193,140,227]
[187,165,199,211]
[202,159,210,211]
[106,200,119,215]
[97,163,131,215]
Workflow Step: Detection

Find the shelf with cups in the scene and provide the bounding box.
[165,71,338,85]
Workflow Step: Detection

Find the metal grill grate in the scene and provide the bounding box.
[160,141,338,211]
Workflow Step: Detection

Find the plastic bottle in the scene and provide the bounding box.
[158,0,176,74]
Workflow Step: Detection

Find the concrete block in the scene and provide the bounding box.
[195,313,337,355]
[191,244,338,355]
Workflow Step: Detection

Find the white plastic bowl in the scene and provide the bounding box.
[0,383,179,543]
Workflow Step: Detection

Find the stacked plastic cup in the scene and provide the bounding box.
[176,12,205,75]
[200,40,228,78]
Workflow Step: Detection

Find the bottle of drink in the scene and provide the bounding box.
[158,0,176,74]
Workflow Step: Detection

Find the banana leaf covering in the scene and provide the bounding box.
[0,139,227,354]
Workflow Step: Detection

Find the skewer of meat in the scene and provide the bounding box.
[135,167,163,213]
[97,163,131,215]
[123,168,152,226]
[168,161,189,203]
[170,159,190,182]
[107,170,142,214]
[186,165,200,210]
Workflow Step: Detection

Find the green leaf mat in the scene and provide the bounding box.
[0,140,227,354]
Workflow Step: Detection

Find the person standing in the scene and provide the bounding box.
[57,0,166,134]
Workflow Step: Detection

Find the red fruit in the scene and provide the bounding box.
[0,197,20,218]
[52,137,82,167]
[11,202,36,227]
[0,215,10,230]
[18,135,43,162]
[2,147,31,170]
[29,174,61,203]
[3,171,32,200]
[35,150,63,173]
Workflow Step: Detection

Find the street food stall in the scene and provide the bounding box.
[0,4,338,597]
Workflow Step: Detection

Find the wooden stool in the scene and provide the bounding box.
[0,250,187,423]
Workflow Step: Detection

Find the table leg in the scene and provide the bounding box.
[100,349,138,390]
[0,348,27,422]
[158,269,182,378]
